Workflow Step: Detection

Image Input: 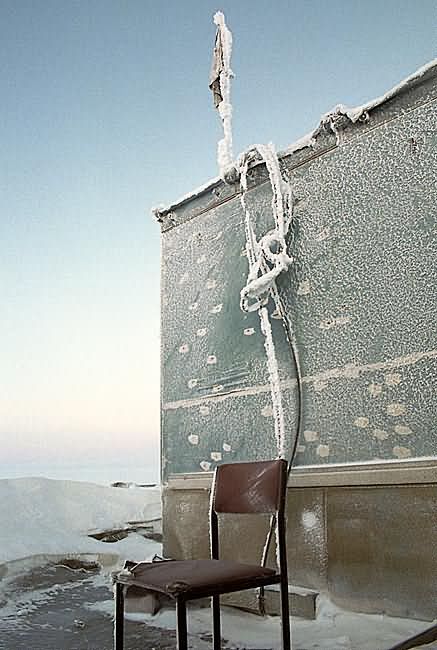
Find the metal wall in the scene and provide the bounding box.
[159,66,437,479]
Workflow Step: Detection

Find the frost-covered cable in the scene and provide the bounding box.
[238,143,294,459]
[213,11,234,178]
[239,144,293,314]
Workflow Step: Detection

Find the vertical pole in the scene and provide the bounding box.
[176,598,188,650]
[114,582,124,650]
[212,594,221,650]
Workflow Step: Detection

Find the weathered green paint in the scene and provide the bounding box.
[159,64,437,479]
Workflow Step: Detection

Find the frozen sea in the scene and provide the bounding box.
[0,461,159,486]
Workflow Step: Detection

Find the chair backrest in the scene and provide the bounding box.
[211,459,287,515]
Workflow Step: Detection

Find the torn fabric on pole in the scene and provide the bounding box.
[209,25,224,108]
[209,11,234,178]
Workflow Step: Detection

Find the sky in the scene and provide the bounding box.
[0,0,435,477]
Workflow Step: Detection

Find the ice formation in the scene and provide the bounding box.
[238,143,294,459]
[153,58,437,219]
[212,11,234,179]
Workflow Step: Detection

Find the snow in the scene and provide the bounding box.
[0,477,161,568]
[1,478,435,649]
[91,593,436,650]
[151,176,221,219]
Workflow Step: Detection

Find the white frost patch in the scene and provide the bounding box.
[343,363,360,379]
[315,226,331,242]
[200,461,212,472]
[212,384,224,393]
[385,372,402,386]
[206,355,217,365]
[210,451,222,462]
[222,443,231,452]
[373,428,389,441]
[296,444,306,453]
[179,272,189,285]
[196,328,207,337]
[261,404,273,418]
[354,416,369,428]
[206,279,217,289]
[394,424,412,436]
[393,446,412,459]
[179,344,190,354]
[196,254,206,264]
[368,382,383,397]
[199,405,210,416]
[188,378,198,389]
[319,315,351,331]
[210,303,223,314]
[188,434,199,446]
[304,430,319,442]
[301,511,318,529]
[316,444,330,458]
[188,302,199,311]
[386,403,406,416]
[244,327,255,336]
[313,379,328,392]
[297,279,311,295]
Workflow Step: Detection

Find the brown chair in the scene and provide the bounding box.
[113,458,291,650]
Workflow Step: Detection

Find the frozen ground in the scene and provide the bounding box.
[0,478,435,649]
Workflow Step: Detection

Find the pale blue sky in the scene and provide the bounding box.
[0,0,435,474]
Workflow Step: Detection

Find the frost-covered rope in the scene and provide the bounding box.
[212,11,234,178]
[238,143,294,459]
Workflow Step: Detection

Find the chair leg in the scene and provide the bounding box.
[176,598,188,650]
[114,582,124,650]
[279,577,291,650]
[212,595,221,650]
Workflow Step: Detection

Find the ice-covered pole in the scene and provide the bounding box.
[209,11,234,179]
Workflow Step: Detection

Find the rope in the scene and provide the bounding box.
[238,144,303,616]
[238,143,294,459]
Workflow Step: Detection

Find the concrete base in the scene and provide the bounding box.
[222,584,318,619]
[162,473,437,622]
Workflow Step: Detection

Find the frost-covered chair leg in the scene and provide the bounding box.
[114,582,125,650]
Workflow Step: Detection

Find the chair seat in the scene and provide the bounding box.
[116,559,278,598]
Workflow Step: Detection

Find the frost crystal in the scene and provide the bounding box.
[212,12,234,178]
[238,143,294,459]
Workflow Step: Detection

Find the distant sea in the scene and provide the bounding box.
[0,462,160,486]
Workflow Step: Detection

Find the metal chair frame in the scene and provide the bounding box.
[114,459,291,650]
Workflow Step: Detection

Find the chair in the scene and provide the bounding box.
[113,458,291,650]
